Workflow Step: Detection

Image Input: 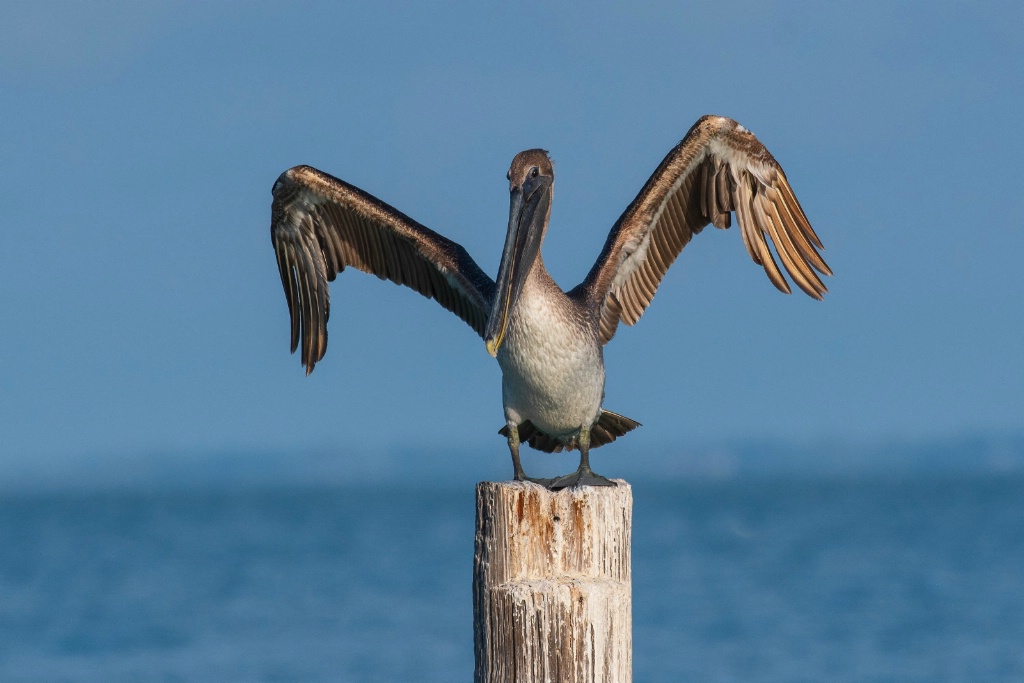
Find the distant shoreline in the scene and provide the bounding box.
[2,432,1022,493]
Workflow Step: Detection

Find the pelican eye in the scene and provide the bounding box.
[530,167,539,178]
[506,170,511,180]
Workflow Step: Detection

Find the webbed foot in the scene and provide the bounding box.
[548,468,616,490]
[515,473,555,488]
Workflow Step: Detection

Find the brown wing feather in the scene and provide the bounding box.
[271,165,495,374]
[571,115,831,345]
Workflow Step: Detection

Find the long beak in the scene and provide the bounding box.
[485,178,551,357]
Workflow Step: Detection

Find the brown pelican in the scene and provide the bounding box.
[271,115,830,488]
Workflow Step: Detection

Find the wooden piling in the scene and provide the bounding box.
[473,481,632,683]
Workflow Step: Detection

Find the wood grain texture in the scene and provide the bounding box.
[473,481,632,683]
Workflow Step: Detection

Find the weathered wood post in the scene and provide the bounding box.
[473,480,632,683]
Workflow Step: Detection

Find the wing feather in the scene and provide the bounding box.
[747,191,792,295]
[571,115,830,344]
[271,165,495,374]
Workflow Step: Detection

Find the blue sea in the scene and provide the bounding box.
[1,475,1022,682]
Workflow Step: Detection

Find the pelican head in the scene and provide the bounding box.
[485,149,554,357]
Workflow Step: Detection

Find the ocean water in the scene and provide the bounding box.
[0,475,1021,682]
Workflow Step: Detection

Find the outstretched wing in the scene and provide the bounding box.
[271,165,495,374]
[571,115,831,345]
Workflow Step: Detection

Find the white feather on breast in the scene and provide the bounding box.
[496,278,605,438]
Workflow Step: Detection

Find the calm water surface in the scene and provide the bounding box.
[0,475,1021,681]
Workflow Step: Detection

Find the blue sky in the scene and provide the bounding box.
[2,2,1022,481]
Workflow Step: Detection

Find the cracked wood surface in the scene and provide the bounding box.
[473,481,632,683]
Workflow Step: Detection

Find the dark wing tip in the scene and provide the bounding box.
[271,174,333,376]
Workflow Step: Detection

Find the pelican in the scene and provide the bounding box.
[271,115,830,489]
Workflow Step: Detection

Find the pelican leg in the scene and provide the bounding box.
[549,427,616,490]
[507,422,553,487]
